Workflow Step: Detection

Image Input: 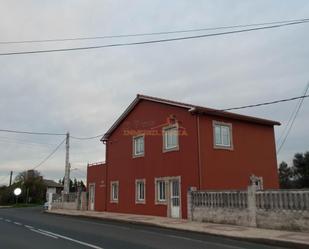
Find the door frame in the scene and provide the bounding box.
[168,176,181,218]
[154,176,181,219]
[88,183,95,211]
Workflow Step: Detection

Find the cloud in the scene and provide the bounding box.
[0,0,309,184]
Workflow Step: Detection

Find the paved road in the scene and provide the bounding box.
[0,207,285,249]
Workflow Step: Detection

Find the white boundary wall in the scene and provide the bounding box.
[189,187,309,231]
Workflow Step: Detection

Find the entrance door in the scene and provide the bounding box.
[89,184,95,211]
[170,179,180,218]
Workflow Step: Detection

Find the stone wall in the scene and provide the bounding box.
[193,207,252,227]
[189,187,309,231]
[50,191,87,211]
[51,201,77,210]
[256,210,309,231]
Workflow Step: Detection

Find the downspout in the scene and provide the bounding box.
[102,139,108,211]
[196,115,202,190]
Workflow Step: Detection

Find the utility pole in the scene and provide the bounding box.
[9,171,13,186]
[63,132,70,194]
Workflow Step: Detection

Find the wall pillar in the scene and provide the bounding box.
[80,192,88,211]
[187,190,192,220]
[48,193,53,211]
[187,186,196,221]
[247,185,257,227]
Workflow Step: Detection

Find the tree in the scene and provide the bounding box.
[58,177,86,192]
[14,170,46,203]
[79,180,86,191]
[293,151,309,188]
[278,161,293,188]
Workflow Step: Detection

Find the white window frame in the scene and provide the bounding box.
[110,181,119,203]
[133,134,145,158]
[163,125,179,152]
[155,179,167,204]
[135,179,146,204]
[213,121,233,150]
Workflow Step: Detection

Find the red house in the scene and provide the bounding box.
[87,94,280,219]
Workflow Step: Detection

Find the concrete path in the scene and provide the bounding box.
[48,209,309,248]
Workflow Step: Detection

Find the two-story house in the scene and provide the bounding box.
[87,94,280,218]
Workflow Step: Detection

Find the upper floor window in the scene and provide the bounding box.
[213,121,233,149]
[111,181,119,203]
[136,179,146,204]
[133,135,144,157]
[163,125,179,152]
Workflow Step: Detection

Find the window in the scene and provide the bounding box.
[163,126,178,151]
[136,179,145,203]
[133,135,144,157]
[213,122,232,149]
[111,181,119,203]
[156,180,166,202]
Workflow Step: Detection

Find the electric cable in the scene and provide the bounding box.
[0,19,308,56]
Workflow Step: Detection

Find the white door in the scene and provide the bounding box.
[89,184,95,211]
[170,179,180,218]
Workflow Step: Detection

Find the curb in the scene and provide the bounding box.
[45,211,309,249]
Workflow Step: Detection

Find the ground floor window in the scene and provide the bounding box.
[110,181,119,203]
[135,179,146,204]
[155,179,167,203]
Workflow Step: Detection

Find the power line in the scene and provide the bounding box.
[1,18,308,45]
[62,94,309,140]
[0,19,308,56]
[0,94,308,141]
[276,83,309,154]
[276,83,309,145]
[32,137,66,170]
[71,134,104,140]
[0,129,66,136]
[221,94,309,111]
[0,136,58,147]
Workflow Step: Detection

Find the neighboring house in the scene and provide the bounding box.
[87,94,280,219]
[44,179,63,201]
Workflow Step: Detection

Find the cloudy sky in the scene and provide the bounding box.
[0,1,308,185]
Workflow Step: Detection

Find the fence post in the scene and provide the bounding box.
[187,186,196,221]
[247,185,257,227]
[187,190,193,221]
[48,193,53,211]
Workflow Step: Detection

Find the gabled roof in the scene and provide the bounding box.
[101,94,280,141]
[43,179,63,188]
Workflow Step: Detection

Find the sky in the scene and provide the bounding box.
[0,0,308,185]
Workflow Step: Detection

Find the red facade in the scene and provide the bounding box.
[87,162,106,211]
[87,95,280,218]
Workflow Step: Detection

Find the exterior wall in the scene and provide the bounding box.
[87,163,107,211]
[46,187,56,201]
[101,99,279,218]
[198,115,279,190]
[106,100,200,218]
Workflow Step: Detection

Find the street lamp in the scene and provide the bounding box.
[13,188,22,204]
